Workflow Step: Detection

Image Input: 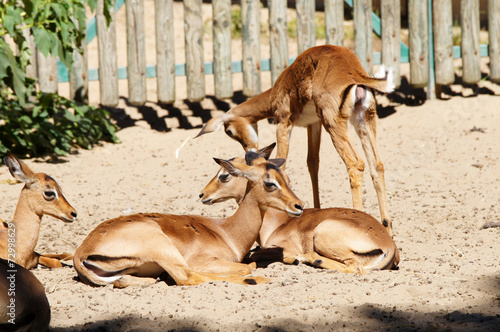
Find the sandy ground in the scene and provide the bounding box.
[2,1,500,331]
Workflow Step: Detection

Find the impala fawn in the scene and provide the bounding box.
[199,144,399,274]
[74,149,303,287]
[0,153,77,270]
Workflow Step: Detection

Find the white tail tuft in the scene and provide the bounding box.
[375,65,395,93]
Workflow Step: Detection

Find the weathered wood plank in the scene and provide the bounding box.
[126,0,147,105]
[155,0,175,104]
[433,0,454,86]
[353,0,373,74]
[22,29,37,80]
[241,0,261,97]
[37,51,58,94]
[325,0,344,46]
[408,0,428,88]
[489,0,500,83]
[184,0,205,102]
[296,0,315,53]
[96,0,118,107]
[461,0,481,84]
[269,0,288,84]
[381,0,401,88]
[70,17,88,103]
[212,0,233,99]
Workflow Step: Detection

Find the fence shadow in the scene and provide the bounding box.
[103,76,498,132]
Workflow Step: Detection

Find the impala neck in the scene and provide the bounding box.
[218,182,266,260]
[256,209,290,247]
[230,88,275,122]
[11,191,41,266]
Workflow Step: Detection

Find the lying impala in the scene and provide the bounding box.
[199,144,399,273]
[0,258,51,331]
[73,149,304,288]
[196,45,395,235]
[0,154,77,269]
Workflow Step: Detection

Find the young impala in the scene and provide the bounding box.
[0,258,51,331]
[0,154,77,269]
[196,45,395,235]
[73,149,304,288]
[199,144,399,273]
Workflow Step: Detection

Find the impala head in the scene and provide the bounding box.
[4,153,77,222]
[212,148,303,217]
[196,113,259,151]
[200,144,276,205]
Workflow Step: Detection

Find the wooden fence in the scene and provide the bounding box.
[36,0,499,106]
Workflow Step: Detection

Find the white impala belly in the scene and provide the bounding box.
[294,101,319,127]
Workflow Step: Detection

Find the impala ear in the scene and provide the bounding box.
[195,113,234,138]
[4,153,36,186]
[214,157,249,178]
[257,142,276,160]
[268,158,286,169]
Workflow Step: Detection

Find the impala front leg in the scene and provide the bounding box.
[276,121,293,168]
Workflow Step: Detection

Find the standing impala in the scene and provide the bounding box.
[74,149,304,288]
[199,144,399,273]
[196,45,395,235]
[0,153,77,269]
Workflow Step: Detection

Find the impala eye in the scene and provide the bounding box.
[43,190,57,201]
[225,129,234,138]
[219,173,230,183]
[264,181,277,191]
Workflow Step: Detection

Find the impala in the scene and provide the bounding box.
[0,154,77,269]
[199,145,399,273]
[73,149,304,287]
[196,45,395,235]
[0,258,50,331]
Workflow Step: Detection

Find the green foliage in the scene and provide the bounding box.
[0,0,117,158]
[231,6,243,38]
[288,13,327,40]
[0,86,119,158]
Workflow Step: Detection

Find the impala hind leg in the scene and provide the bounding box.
[285,252,365,274]
[192,260,270,285]
[113,275,158,288]
[307,122,322,208]
[317,92,365,210]
[351,91,392,235]
[38,252,73,268]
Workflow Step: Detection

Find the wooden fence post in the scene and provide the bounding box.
[461,0,481,85]
[37,52,58,94]
[70,17,88,103]
[325,0,344,46]
[433,0,454,86]
[213,0,233,99]
[269,0,288,85]
[155,0,175,104]
[126,0,147,105]
[354,0,373,75]
[97,0,119,107]
[22,29,37,80]
[241,0,261,97]
[296,0,316,53]
[408,0,428,88]
[489,0,500,83]
[381,0,401,88]
[184,0,205,102]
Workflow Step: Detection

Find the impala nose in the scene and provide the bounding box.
[199,193,204,199]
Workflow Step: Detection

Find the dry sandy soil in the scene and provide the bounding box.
[2,2,500,331]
